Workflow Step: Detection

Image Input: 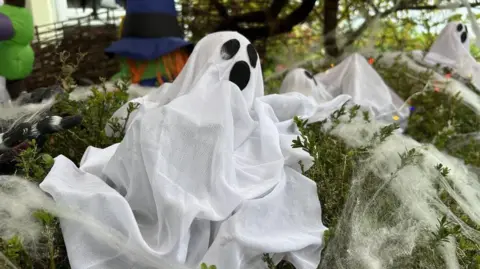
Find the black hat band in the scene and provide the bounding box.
[121,13,184,38]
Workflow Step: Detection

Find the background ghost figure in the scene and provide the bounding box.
[279,68,333,103]
[424,22,480,88]
[424,22,471,69]
[315,53,410,127]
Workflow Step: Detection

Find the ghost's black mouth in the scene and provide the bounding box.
[229,61,250,91]
[220,38,259,91]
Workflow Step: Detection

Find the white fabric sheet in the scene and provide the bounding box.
[424,21,480,89]
[39,31,350,269]
[314,53,410,127]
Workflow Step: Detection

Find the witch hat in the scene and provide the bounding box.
[105,0,193,60]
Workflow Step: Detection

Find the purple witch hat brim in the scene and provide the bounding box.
[105,37,193,60]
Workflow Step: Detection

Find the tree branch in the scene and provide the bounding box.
[214,0,317,41]
[339,1,480,55]
[323,0,340,57]
[269,0,289,17]
[210,0,229,19]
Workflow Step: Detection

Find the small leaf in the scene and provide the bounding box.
[41,153,54,166]
[448,13,463,22]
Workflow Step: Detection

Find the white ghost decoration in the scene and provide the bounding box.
[314,53,410,126]
[424,22,471,69]
[424,22,480,89]
[105,31,264,137]
[279,68,333,103]
[40,31,326,269]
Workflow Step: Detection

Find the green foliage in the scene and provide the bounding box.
[292,105,399,233]
[1,236,32,268]
[200,262,217,269]
[4,4,480,268]
[0,55,136,269]
[45,79,133,165]
[372,54,480,167]
[16,140,54,181]
[293,106,479,268]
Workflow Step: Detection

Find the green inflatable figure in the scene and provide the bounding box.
[0,0,34,103]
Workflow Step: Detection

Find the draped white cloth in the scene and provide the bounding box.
[424,21,480,89]
[279,68,333,103]
[40,31,350,269]
[425,22,472,69]
[313,53,410,127]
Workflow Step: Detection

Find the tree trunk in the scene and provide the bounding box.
[214,0,317,42]
[323,0,341,58]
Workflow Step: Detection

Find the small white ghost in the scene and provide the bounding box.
[424,22,471,70]
[425,22,480,88]
[314,53,410,126]
[279,68,333,103]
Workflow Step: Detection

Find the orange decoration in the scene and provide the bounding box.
[368,58,375,64]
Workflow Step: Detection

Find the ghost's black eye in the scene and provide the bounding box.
[465,25,468,33]
[246,44,258,68]
[304,70,313,78]
[457,24,463,32]
[220,39,240,60]
[229,61,250,91]
[304,70,317,85]
[461,32,467,43]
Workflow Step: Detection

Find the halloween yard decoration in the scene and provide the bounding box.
[106,0,193,87]
[279,68,333,103]
[377,21,480,114]
[37,31,358,269]
[423,22,480,90]
[424,22,471,69]
[0,107,83,174]
[0,0,82,174]
[314,53,410,127]
[0,0,34,103]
